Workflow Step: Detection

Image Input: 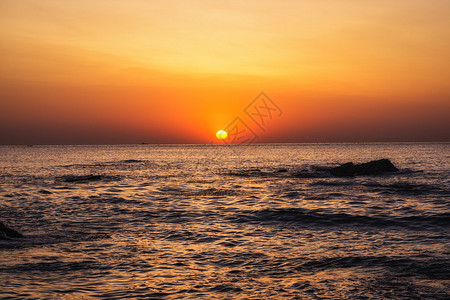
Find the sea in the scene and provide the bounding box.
[0,143,449,299]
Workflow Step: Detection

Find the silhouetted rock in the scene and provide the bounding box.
[276,168,288,173]
[0,221,23,239]
[122,159,142,163]
[62,174,102,182]
[355,159,399,175]
[330,159,398,177]
[330,162,355,177]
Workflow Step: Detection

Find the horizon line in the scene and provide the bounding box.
[1,141,449,146]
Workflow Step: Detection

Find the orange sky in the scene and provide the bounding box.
[1,0,449,144]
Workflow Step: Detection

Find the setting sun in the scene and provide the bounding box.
[216,130,227,140]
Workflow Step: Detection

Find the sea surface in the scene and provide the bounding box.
[0,144,449,299]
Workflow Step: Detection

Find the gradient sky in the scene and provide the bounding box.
[1,0,449,144]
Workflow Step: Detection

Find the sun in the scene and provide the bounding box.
[216,130,227,140]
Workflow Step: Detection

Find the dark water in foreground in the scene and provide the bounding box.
[0,144,449,299]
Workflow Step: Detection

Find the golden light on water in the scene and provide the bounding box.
[216,130,227,140]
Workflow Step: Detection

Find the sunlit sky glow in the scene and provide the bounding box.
[1,0,449,144]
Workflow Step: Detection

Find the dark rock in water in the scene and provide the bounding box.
[122,159,142,163]
[330,162,355,177]
[354,159,398,175]
[276,168,288,173]
[0,221,23,239]
[62,174,102,182]
[330,159,398,177]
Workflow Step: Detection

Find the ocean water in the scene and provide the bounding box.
[0,143,449,299]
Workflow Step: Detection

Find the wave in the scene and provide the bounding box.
[57,174,122,183]
[155,186,245,197]
[0,259,100,274]
[309,180,354,186]
[364,181,446,195]
[229,207,450,229]
[296,256,450,280]
[225,167,333,179]
[226,164,406,179]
